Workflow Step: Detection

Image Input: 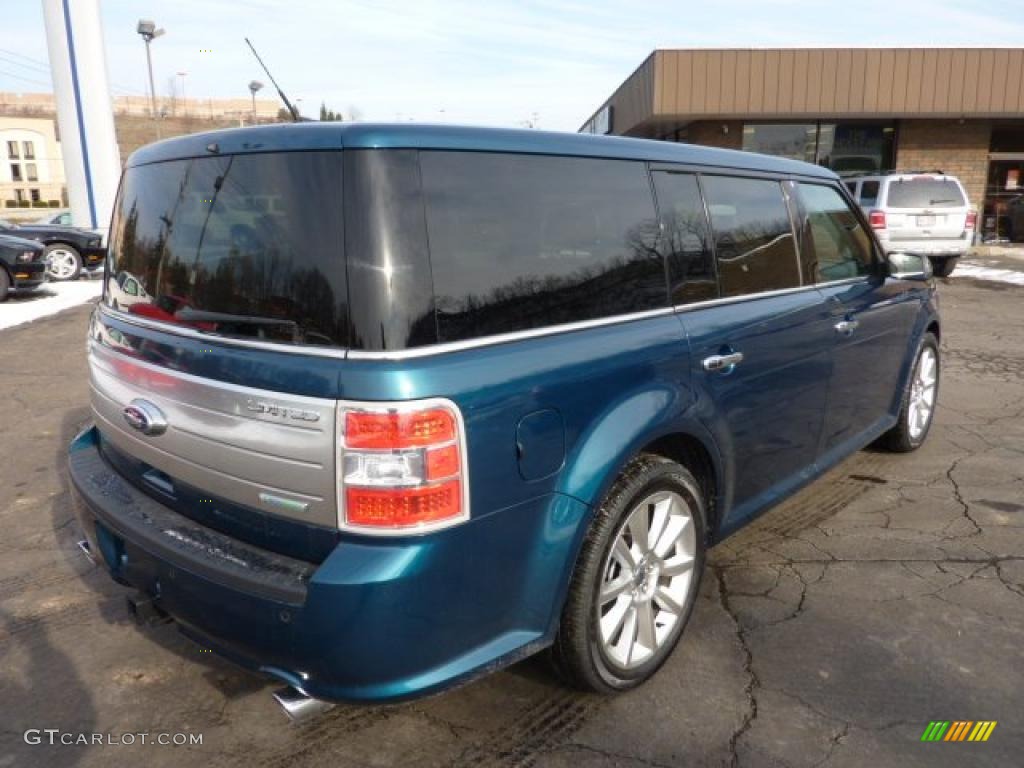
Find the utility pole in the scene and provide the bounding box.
[136,20,165,138]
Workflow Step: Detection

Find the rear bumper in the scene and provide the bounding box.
[878,239,970,258]
[68,426,588,702]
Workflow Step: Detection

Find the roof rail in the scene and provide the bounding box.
[844,169,946,178]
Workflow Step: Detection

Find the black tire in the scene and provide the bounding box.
[880,332,940,453]
[43,243,83,281]
[930,256,957,278]
[551,454,707,693]
[0,267,9,302]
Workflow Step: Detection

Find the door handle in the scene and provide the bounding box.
[834,319,859,336]
[702,351,744,372]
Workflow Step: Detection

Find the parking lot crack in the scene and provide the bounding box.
[943,457,982,539]
[714,566,760,768]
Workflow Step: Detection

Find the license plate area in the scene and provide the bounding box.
[916,215,937,227]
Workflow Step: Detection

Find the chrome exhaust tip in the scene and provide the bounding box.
[272,686,335,723]
[77,539,96,564]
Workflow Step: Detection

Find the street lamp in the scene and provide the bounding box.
[176,71,187,116]
[136,19,165,137]
[248,80,263,125]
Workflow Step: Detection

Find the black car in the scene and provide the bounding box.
[0,233,46,301]
[0,217,104,281]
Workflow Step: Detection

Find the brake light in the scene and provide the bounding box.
[965,211,977,230]
[868,210,887,229]
[338,400,468,533]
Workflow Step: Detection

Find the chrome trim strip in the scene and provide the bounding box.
[97,304,351,360]
[344,306,680,361]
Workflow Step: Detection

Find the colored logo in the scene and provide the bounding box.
[921,721,997,742]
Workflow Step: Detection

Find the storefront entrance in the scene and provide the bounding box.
[984,156,1024,243]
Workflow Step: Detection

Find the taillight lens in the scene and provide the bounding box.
[868,210,886,229]
[965,211,977,230]
[338,400,468,533]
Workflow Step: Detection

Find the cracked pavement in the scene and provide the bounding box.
[1,274,1022,768]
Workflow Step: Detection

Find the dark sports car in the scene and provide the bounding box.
[0,233,46,301]
[0,217,104,281]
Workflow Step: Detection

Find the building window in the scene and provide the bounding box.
[742,124,817,163]
[25,163,37,182]
[6,140,18,159]
[740,122,894,177]
[30,188,40,203]
[22,141,35,159]
[14,189,25,203]
[10,164,21,181]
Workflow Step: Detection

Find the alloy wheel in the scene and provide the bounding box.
[908,346,937,440]
[46,249,78,280]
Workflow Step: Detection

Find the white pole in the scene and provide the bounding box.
[40,0,122,233]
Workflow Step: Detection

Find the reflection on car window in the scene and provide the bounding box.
[106,152,348,347]
[798,183,873,282]
[652,172,717,305]
[421,152,666,342]
[702,176,801,298]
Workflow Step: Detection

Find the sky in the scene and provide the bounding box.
[1,0,1022,131]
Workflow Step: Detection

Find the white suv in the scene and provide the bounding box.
[844,172,975,277]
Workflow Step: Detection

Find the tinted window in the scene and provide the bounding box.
[886,178,966,208]
[652,172,716,304]
[702,176,800,297]
[421,152,664,342]
[106,152,348,347]
[858,181,880,207]
[798,183,873,282]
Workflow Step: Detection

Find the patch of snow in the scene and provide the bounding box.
[953,261,1024,287]
[0,279,102,331]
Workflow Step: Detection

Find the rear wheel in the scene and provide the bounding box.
[930,256,957,278]
[44,244,82,281]
[881,332,939,452]
[551,454,706,693]
[0,268,9,302]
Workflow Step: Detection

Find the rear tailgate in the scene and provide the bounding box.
[883,175,969,241]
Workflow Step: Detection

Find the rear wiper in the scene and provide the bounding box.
[929,199,958,205]
[175,308,299,336]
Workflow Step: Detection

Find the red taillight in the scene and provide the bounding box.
[965,211,977,230]
[339,401,468,533]
[868,210,887,229]
[345,480,462,528]
[345,408,456,449]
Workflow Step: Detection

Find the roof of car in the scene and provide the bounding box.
[127,122,836,179]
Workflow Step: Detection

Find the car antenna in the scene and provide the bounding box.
[244,37,301,122]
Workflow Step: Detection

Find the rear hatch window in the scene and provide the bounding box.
[106,152,348,347]
[885,178,965,209]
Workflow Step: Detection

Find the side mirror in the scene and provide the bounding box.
[886,252,932,281]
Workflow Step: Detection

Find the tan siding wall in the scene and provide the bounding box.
[895,120,991,207]
[599,48,1024,132]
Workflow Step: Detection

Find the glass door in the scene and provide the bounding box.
[984,156,1024,243]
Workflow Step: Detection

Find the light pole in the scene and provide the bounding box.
[177,71,187,116]
[248,80,263,125]
[136,19,165,137]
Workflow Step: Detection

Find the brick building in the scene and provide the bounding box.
[582,48,1024,242]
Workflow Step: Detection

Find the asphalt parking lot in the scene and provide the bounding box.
[1,271,1022,768]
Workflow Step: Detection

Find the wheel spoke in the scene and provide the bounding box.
[654,585,684,615]
[635,600,657,652]
[611,605,638,663]
[662,553,695,577]
[612,536,637,570]
[600,597,631,641]
[601,574,634,603]
[627,504,651,552]
[653,515,689,559]
[648,497,671,554]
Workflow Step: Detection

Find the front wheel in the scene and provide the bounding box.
[881,332,940,452]
[930,256,958,278]
[551,455,706,693]
[44,244,82,281]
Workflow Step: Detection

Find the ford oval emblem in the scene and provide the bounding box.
[123,399,168,436]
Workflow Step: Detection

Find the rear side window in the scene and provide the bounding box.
[885,178,966,208]
[651,171,717,304]
[106,152,348,347]
[858,181,880,207]
[420,152,664,343]
[797,183,873,282]
[701,176,801,298]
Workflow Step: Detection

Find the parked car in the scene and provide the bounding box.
[0,217,104,281]
[69,124,940,715]
[0,233,46,301]
[843,172,974,277]
[35,209,72,226]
